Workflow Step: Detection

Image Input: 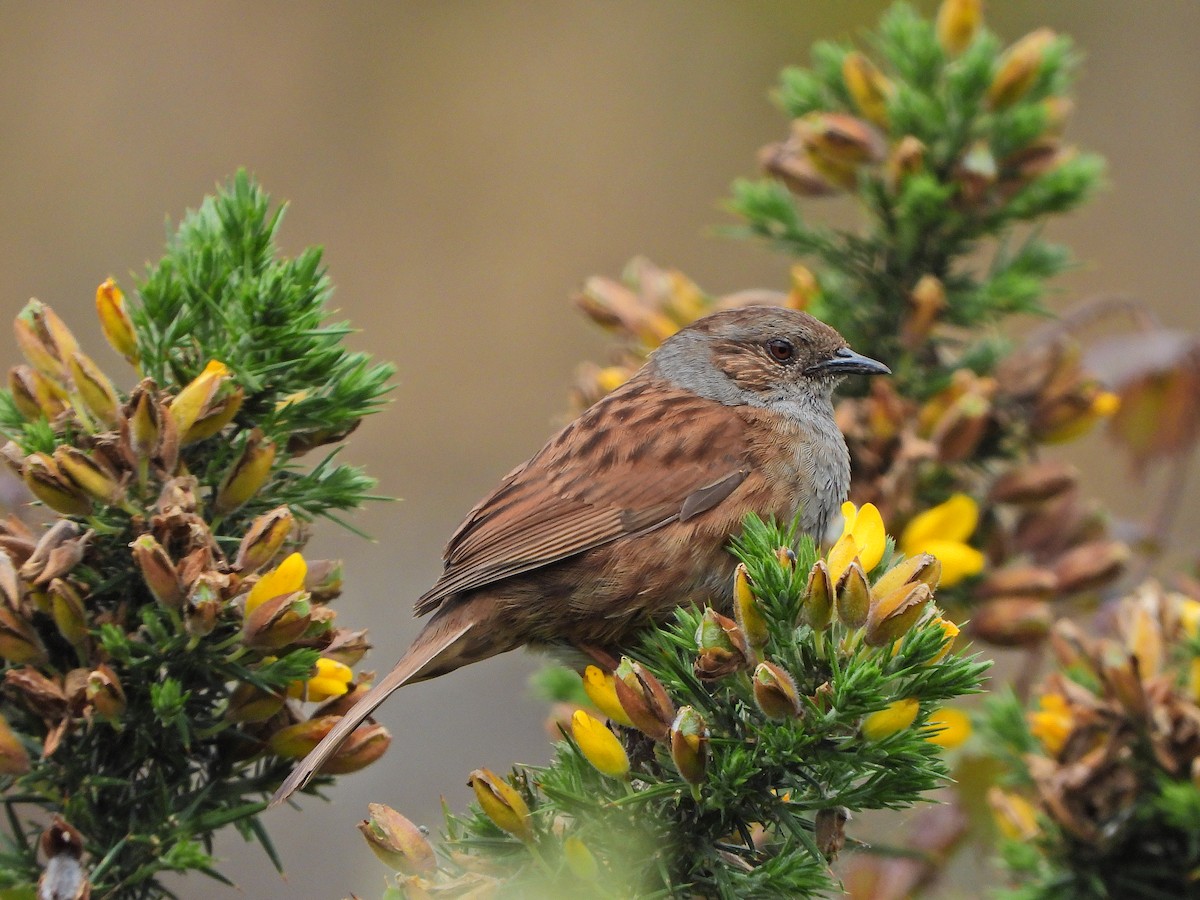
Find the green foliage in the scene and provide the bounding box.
[426,517,987,897]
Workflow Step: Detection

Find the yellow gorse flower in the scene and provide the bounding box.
[827,501,886,581]
[289,657,353,702]
[581,665,635,727]
[862,697,919,741]
[899,494,985,587]
[572,709,630,778]
[1028,692,1073,756]
[245,552,307,615]
[925,707,971,748]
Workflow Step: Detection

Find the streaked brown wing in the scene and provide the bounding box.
[414,379,750,615]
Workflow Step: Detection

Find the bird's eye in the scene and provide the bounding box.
[766,338,795,363]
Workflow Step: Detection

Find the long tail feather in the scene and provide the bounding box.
[269,617,476,807]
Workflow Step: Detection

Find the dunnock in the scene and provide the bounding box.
[272,306,887,803]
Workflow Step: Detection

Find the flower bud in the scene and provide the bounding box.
[669,706,709,785]
[13,300,73,383]
[185,385,245,443]
[467,768,533,842]
[304,559,344,603]
[563,836,598,881]
[95,278,140,367]
[871,552,941,600]
[758,138,839,196]
[214,430,276,515]
[988,29,1056,110]
[358,803,436,875]
[86,663,126,723]
[794,112,886,187]
[842,52,891,127]
[988,787,1039,841]
[9,365,65,421]
[901,274,947,350]
[976,565,1058,600]
[122,379,177,470]
[694,608,749,680]
[0,711,30,774]
[225,682,285,723]
[612,657,674,741]
[169,360,231,436]
[289,657,353,703]
[865,582,932,647]
[955,139,997,207]
[268,716,336,759]
[130,534,183,609]
[802,559,833,630]
[886,135,926,192]
[581,665,634,727]
[988,461,1078,505]
[23,453,91,517]
[814,806,850,861]
[48,578,89,650]
[234,506,294,573]
[245,552,307,614]
[67,352,120,428]
[970,597,1052,647]
[0,605,48,666]
[1053,540,1130,595]
[322,627,371,668]
[835,560,872,629]
[926,616,961,664]
[733,563,769,652]
[19,521,88,586]
[53,446,122,505]
[243,591,312,650]
[936,0,981,55]
[753,662,801,720]
[571,709,630,778]
[861,697,919,741]
[184,576,224,638]
[322,721,392,775]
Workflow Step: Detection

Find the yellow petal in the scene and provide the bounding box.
[900,494,979,553]
[920,540,985,587]
[840,500,858,533]
[852,502,886,572]
[572,709,630,778]
[925,707,971,748]
[826,533,859,584]
[582,666,634,727]
[862,697,919,740]
[245,552,307,614]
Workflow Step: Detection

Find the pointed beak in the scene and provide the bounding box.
[806,346,891,376]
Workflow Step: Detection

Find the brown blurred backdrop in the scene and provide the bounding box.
[0,2,1197,897]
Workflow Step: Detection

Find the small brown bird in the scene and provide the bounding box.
[271,306,887,804]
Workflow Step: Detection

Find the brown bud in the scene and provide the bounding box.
[0,605,48,665]
[20,522,90,588]
[802,559,833,630]
[970,597,1052,647]
[976,565,1058,600]
[14,300,72,383]
[836,560,872,629]
[694,608,749,680]
[122,379,179,472]
[795,112,887,170]
[225,682,285,724]
[669,706,709,785]
[185,385,245,444]
[988,29,1056,110]
[234,506,294,573]
[0,711,30,775]
[865,583,932,647]
[358,803,436,876]
[322,628,371,667]
[886,135,926,194]
[243,591,312,650]
[758,138,839,197]
[130,534,183,609]
[304,559,344,603]
[814,806,850,861]
[612,657,675,741]
[989,461,1078,505]
[753,662,802,719]
[467,767,533,842]
[184,576,224,638]
[214,429,276,515]
[936,0,981,55]
[955,139,997,207]
[932,392,992,463]
[86,664,126,723]
[9,365,65,421]
[1053,540,1130,595]
[67,351,120,428]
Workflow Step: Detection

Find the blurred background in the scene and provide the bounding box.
[0,1,1196,896]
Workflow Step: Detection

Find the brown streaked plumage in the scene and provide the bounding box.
[271,306,888,805]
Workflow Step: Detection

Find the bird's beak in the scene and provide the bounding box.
[806,346,891,376]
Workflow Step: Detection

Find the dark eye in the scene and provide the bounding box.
[766,338,795,363]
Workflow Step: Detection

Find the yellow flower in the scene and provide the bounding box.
[925,616,961,664]
[581,666,635,727]
[468,768,533,842]
[1028,692,1073,756]
[1179,598,1200,638]
[988,787,1040,841]
[95,277,140,368]
[571,709,630,778]
[862,697,919,741]
[563,836,598,880]
[899,494,985,587]
[925,707,971,748]
[1189,658,1200,705]
[828,501,886,580]
[245,552,307,615]
[596,366,630,393]
[289,657,353,702]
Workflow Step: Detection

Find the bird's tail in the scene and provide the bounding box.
[269,602,485,807]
